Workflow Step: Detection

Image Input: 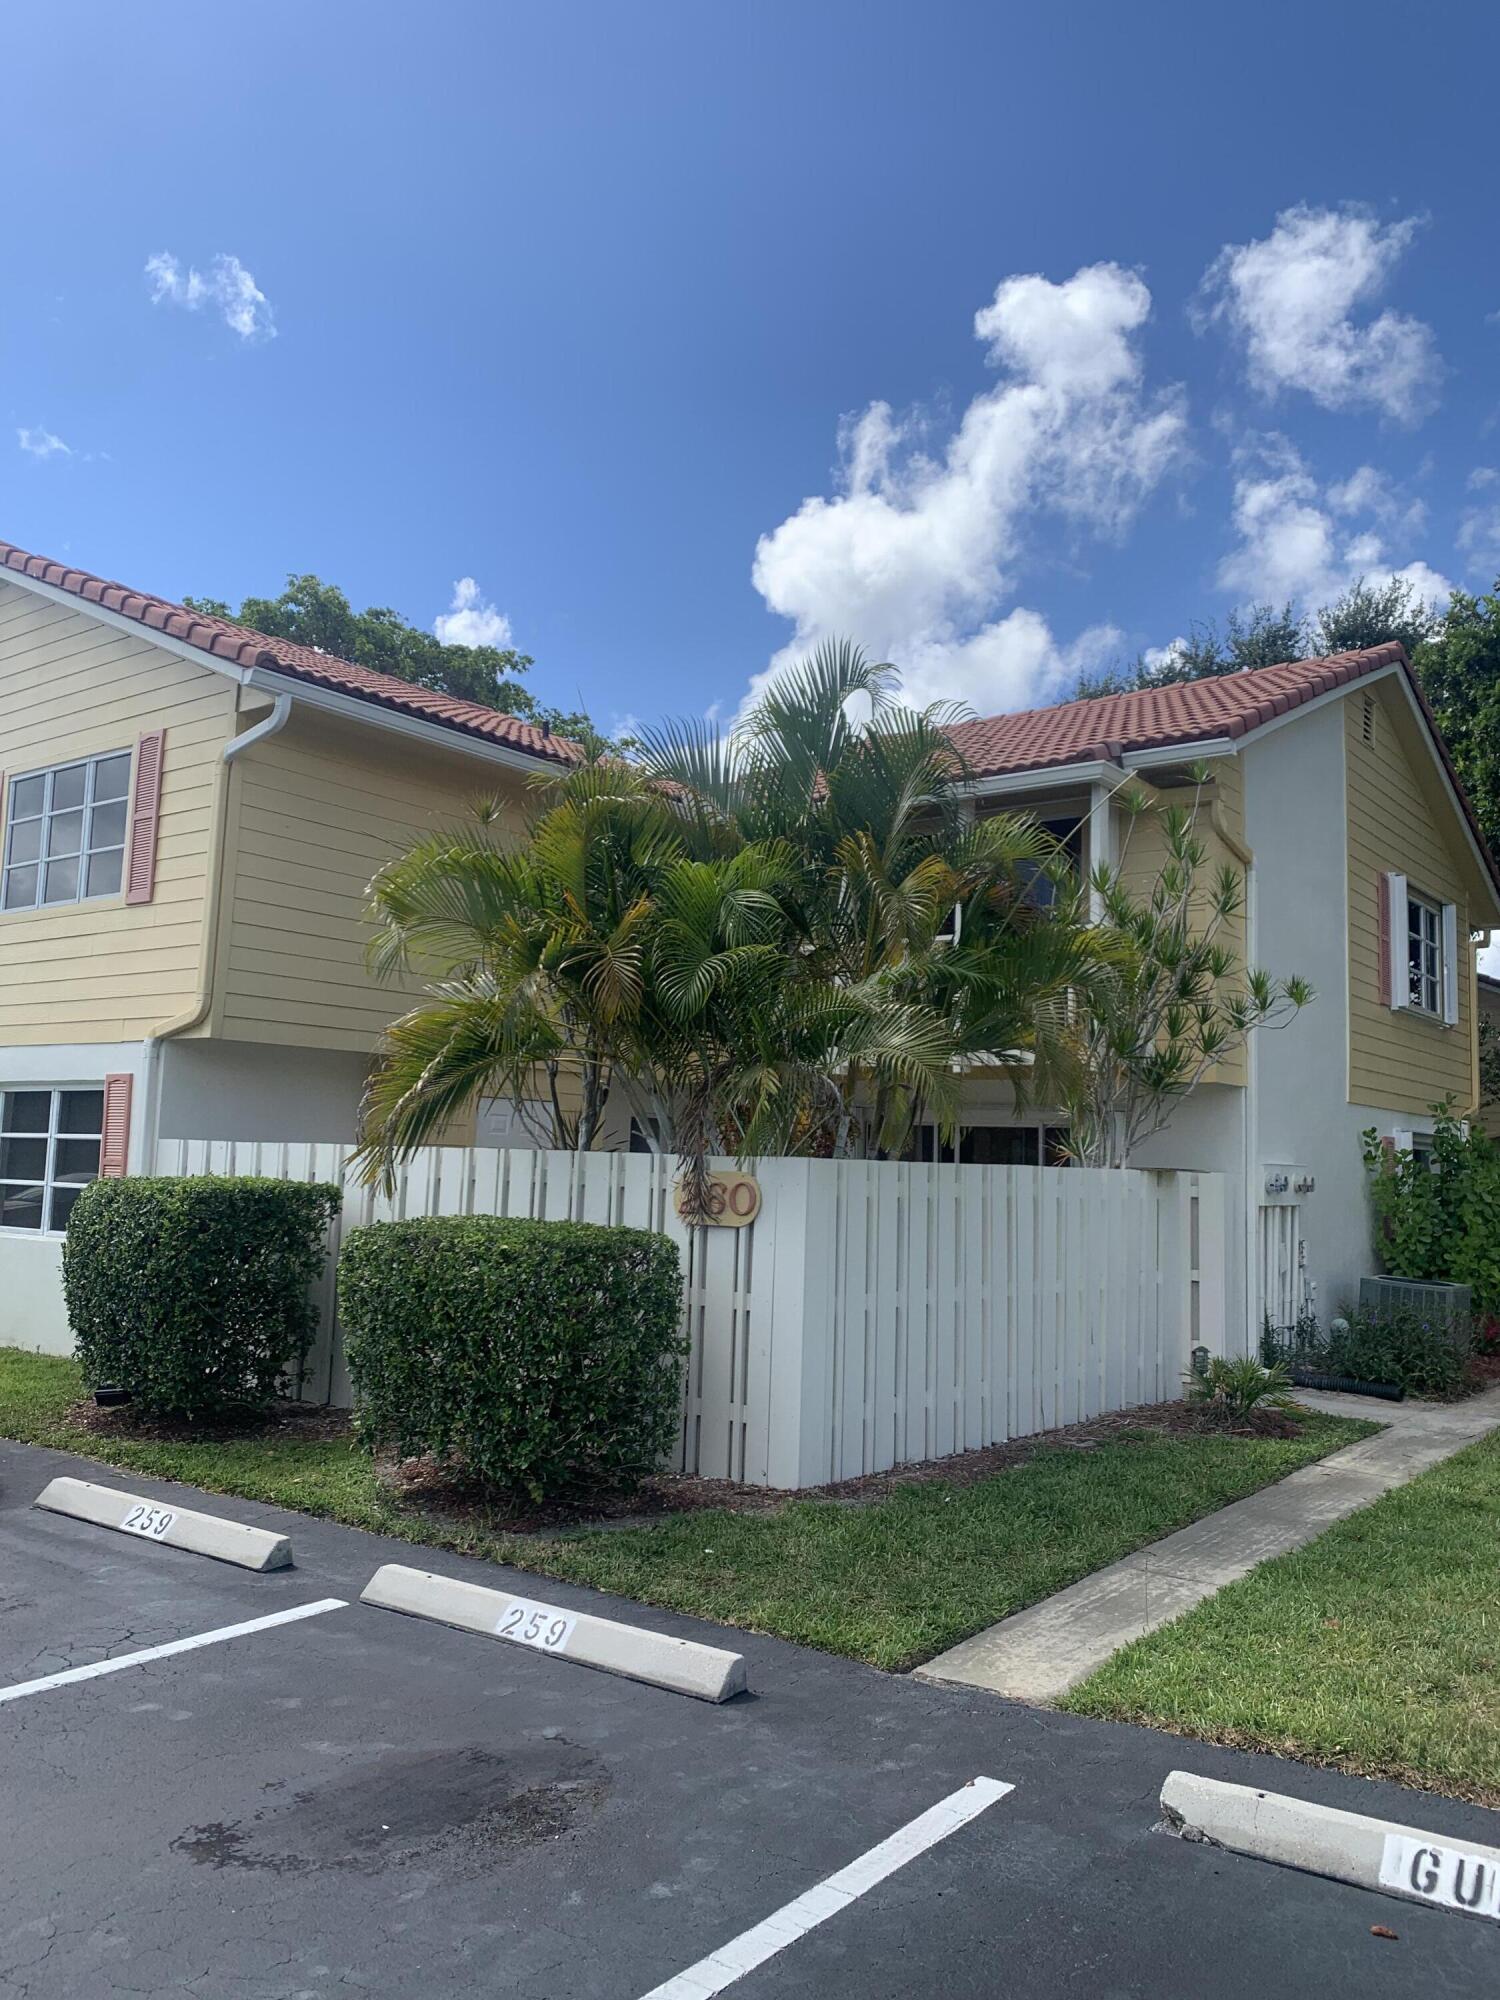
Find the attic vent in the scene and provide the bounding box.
[1361,693,1377,746]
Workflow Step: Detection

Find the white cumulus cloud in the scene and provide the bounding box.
[1218,433,1452,612]
[745,262,1187,719]
[16,427,71,460]
[1458,501,1500,581]
[1197,204,1440,423]
[434,577,513,650]
[145,251,276,342]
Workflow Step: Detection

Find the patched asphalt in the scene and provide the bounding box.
[2,1434,1497,1999]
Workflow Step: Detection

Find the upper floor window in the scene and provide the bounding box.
[2,750,132,911]
[0,1087,104,1232]
[1407,889,1444,1017]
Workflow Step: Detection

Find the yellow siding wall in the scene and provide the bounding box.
[0,579,236,1044]
[1112,755,1249,1088]
[214,707,534,1052]
[1346,687,1476,1115]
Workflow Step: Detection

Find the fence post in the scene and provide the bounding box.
[757,1157,838,1489]
[1193,1172,1227,1360]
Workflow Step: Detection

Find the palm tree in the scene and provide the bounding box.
[636,640,1097,1155]
[355,640,1101,1189]
[354,737,965,1194]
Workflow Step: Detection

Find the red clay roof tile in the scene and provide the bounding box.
[945,645,1408,776]
[0,538,581,767]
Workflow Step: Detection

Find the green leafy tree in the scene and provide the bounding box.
[1075,602,1308,699]
[1412,581,1500,862]
[1315,574,1442,656]
[1060,774,1312,1166]
[184,573,591,734]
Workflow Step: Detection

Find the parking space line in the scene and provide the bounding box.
[637,1775,1014,1999]
[0,1598,348,1706]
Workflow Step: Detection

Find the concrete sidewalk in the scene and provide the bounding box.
[914,1384,1500,1704]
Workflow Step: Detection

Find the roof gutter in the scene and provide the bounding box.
[223,690,292,762]
[966,758,1128,799]
[239,665,559,776]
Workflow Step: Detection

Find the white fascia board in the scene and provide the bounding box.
[965,759,1127,799]
[241,667,560,776]
[0,561,564,779]
[1234,663,1500,922]
[1121,738,1238,769]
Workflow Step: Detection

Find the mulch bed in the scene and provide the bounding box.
[67,1396,353,1446]
[379,1396,1310,1536]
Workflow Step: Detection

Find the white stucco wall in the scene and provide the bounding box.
[156,1038,372,1143]
[0,1039,153,1355]
[1243,700,1414,1322]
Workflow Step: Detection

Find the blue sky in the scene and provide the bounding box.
[4,0,1498,736]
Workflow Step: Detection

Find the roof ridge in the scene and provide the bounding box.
[0,537,581,768]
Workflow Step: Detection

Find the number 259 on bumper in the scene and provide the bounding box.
[496,1600,575,1652]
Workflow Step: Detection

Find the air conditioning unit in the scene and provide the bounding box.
[1358,1275,1472,1331]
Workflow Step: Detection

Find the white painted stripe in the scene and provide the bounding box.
[0,1598,347,1706]
[638,1776,1013,1999]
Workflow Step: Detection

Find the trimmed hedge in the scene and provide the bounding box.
[64,1176,341,1418]
[340,1216,685,1502]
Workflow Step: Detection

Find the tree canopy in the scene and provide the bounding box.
[183,572,592,735]
[1075,574,1442,701]
[1413,582,1500,862]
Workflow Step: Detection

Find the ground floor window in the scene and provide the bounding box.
[0,1087,105,1231]
[903,1121,1071,1166]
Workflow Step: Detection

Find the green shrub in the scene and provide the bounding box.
[1267,1300,1473,1399]
[64,1176,341,1418]
[339,1216,685,1502]
[1363,1104,1500,1315]
[1326,1301,1472,1399]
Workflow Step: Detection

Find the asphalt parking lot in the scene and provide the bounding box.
[2,1434,1498,2000]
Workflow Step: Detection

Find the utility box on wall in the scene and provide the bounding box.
[1261,1165,1314,1205]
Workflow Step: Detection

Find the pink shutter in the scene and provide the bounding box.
[124,729,165,906]
[100,1074,133,1178]
[1376,872,1390,1005]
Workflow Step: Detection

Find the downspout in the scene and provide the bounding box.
[140,693,294,1165]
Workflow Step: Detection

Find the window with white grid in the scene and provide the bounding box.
[1406,890,1443,1016]
[0,1088,104,1232]
[2,750,132,911]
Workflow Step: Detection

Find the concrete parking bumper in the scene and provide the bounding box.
[361,1561,749,1702]
[33,1475,294,1571]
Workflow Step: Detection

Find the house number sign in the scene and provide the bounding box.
[673,1172,762,1227]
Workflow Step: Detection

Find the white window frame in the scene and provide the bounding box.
[0,1086,106,1235]
[1403,885,1460,1025]
[2,748,133,913]
[1406,888,1443,1017]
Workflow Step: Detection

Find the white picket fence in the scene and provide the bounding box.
[153,1140,1225,1490]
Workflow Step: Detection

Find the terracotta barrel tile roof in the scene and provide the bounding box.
[0,538,581,767]
[945,644,1407,777]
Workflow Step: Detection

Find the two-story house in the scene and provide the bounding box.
[2,537,1496,1357]
[931,645,1500,1337]
[0,540,578,1347]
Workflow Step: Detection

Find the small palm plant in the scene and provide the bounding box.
[1186,1354,1298,1425]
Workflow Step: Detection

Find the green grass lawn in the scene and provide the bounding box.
[0,1346,1373,1673]
[1065,1430,1500,1804]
